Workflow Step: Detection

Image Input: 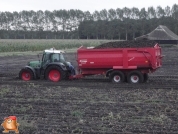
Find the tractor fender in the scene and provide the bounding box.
[45,63,68,72]
[22,66,37,79]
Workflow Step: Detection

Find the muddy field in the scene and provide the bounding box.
[0,47,178,133]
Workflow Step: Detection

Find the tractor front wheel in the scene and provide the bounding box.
[19,68,34,81]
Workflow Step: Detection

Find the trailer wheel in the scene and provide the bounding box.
[143,73,149,83]
[109,71,125,83]
[19,68,34,81]
[45,66,64,82]
[127,71,144,84]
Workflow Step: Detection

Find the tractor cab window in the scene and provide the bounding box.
[51,53,65,62]
[59,53,65,62]
[41,53,51,68]
[42,53,50,63]
[51,53,59,62]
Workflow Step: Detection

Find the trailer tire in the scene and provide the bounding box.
[19,68,34,81]
[143,73,149,83]
[109,71,125,83]
[127,70,144,84]
[45,66,65,82]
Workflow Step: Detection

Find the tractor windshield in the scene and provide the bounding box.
[52,53,65,62]
[42,52,66,63]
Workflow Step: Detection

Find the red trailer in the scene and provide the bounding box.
[70,43,163,83]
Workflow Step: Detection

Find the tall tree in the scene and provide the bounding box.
[20,10,33,38]
[53,10,70,39]
[164,6,171,17]
[1,12,13,31]
[171,4,178,20]
[123,7,131,40]
[116,8,123,20]
[108,9,117,20]
[93,11,101,21]
[147,7,156,19]
[171,4,178,34]
[75,10,84,39]
[0,12,6,30]
[28,10,37,38]
[44,10,54,39]
[156,6,165,18]
[61,10,69,37]
[11,11,21,38]
[68,9,78,39]
[131,7,139,19]
[99,20,108,39]
[32,10,45,38]
[84,11,92,21]
[100,9,108,20]
[107,20,117,39]
[139,8,147,35]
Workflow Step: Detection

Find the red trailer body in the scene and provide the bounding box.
[72,44,163,83]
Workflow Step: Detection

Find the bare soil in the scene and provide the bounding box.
[0,47,178,134]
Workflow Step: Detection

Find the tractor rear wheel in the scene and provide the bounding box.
[45,66,65,82]
[109,71,125,83]
[19,68,34,81]
[127,70,144,84]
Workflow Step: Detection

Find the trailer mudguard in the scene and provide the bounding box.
[106,69,114,77]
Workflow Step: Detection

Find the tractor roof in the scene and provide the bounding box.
[44,48,65,54]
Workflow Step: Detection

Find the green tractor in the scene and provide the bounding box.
[19,48,75,82]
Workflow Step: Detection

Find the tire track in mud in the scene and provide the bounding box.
[1,75,178,90]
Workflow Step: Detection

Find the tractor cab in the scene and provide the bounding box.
[27,48,66,68]
[41,48,66,68]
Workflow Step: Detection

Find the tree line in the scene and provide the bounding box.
[0,4,178,40]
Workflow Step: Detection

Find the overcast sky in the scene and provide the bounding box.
[0,0,178,13]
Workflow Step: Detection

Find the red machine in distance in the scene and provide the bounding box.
[70,43,163,83]
[19,41,163,83]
